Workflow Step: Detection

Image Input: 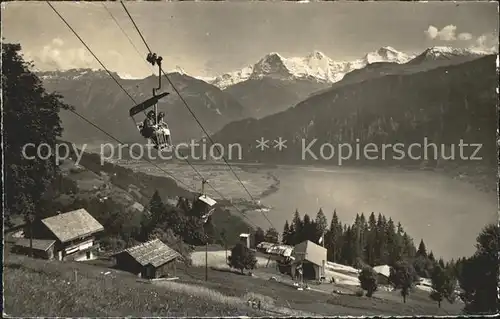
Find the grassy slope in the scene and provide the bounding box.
[3,253,263,317]
[175,262,463,316]
[4,243,464,317]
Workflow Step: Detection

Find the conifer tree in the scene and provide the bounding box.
[460,224,499,315]
[264,227,280,244]
[303,213,313,242]
[417,239,427,257]
[254,227,265,246]
[3,43,72,222]
[327,210,342,262]
[291,210,302,245]
[315,208,328,241]
[282,220,291,244]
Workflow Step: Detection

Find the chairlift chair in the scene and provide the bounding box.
[193,179,217,223]
[129,92,172,150]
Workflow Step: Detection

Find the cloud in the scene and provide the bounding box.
[457,33,473,41]
[425,25,473,42]
[24,38,96,71]
[469,33,499,53]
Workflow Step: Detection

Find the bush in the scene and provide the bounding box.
[390,261,417,303]
[100,237,127,252]
[228,243,257,274]
[355,289,364,297]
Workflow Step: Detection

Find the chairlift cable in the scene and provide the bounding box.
[101,2,152,73]
[120,0,277,231]
[47,1,259,230]
[46,1,136,105]
[102,2,155,117]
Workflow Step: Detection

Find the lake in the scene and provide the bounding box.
[115,160,497,260]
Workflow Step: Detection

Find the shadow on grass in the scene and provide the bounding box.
[210,266,247,276]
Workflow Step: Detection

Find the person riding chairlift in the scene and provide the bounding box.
[157,111,167,127]
[141,110,158,144]
[156,111,172,146]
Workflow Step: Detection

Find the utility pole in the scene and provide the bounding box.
[205,241,208,281]
[28,214,34,258]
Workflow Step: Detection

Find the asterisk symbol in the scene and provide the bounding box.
[274,137,287,151]
[255,137,269,151]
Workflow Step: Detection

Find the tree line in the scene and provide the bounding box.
[278,209,428,270]
[251,208,497,313]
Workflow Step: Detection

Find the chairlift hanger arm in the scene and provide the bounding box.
[147,52,163,93]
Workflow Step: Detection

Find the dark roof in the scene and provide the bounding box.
[115,239,182,267]
[41,208,104,243]
[14,238,56,251]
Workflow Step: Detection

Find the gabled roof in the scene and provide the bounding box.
[373,265,391,278]
[257,241,275,250]
[14,238,56,251]
[115,239,182,267]
[267,244,294,257]
[41,208,104,243]
[131,202,145,212]
[292,240,327,267]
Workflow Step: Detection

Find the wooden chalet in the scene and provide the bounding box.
[113,239,182,279]
[29,208,104,261]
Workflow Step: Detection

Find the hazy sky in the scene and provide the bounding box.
[3,1,498,78]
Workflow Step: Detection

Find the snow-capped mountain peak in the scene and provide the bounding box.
[37,68,113,81]
[406,46,490,65]
[207,47,415,89]
[306,50,328,61]
[363,46,412,64]
[251,52,292,79]
[421,46,488,58]
[175,65,187,75]
[204,45,489,89]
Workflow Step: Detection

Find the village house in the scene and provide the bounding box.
[291,240,327,281]
[112,239,182,279]
[373,264,392,285]
[15,208,104,261]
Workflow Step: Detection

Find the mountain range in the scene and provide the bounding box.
[210,54,497,169]
[209,47,414,118]
[208,46,491,119]
[39,69,249,145]
[37,46,495,149]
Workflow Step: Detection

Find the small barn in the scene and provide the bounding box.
[291,240,327,281]
[12,238,56,260]
[113,239,182,279]
[373,264,392,285]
